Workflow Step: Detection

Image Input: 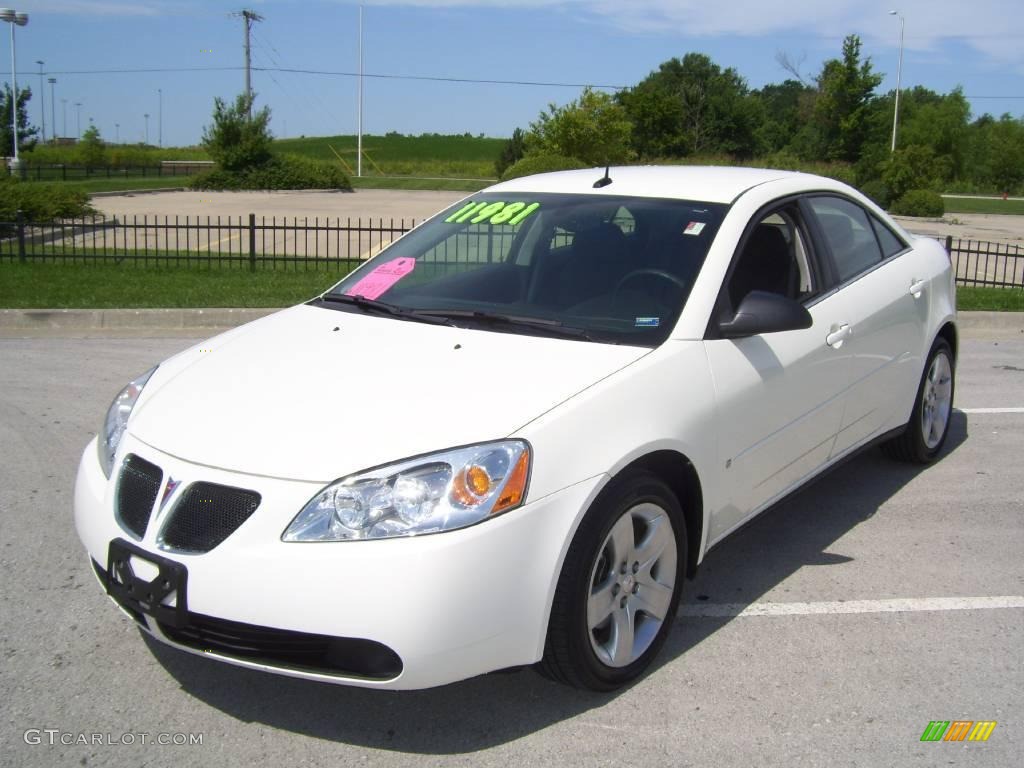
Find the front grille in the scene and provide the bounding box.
[159,482,261,554]
[116,454,163,539]
[158,613,403,680]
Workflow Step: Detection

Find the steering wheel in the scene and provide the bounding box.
[611,269,688,306]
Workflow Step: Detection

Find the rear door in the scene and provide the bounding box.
[704,199,850,544]
[803,196,927,456]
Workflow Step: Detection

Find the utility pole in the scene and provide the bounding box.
[74,101,81,139]
[357,4,363,177]
[35,59,44,142]
[233,9,263,116]
[47,77,55,140]
[144,113,149,145]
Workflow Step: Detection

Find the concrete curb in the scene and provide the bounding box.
[0,308,277,331]
[1,308,1022,336]
[89,187,189,198]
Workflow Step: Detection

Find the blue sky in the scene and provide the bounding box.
[4,0,1023,147]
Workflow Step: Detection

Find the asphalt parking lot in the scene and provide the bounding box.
[1,329,1021,767]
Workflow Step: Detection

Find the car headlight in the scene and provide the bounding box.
[98,367,157,479]
[283,440,531,542]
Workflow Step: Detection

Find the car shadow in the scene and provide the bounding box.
[145,412,968,754]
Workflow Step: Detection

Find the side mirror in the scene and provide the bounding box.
[718,290,813,339]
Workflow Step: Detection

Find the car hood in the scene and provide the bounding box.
[129,304,650,482]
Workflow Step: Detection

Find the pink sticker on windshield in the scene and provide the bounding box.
[344,258,416,300]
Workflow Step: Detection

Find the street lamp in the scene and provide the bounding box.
[61,97,67,139]
[35,58,43,142]
[157,88,162,147]
[889,10,905,153]
[143,113,149,145]
[114,122,119,143]
[1,8,30,169]
[47,77,55,140]
[74,101,81,138]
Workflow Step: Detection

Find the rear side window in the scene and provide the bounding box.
[871,216,907,258]
[808,197,882,283]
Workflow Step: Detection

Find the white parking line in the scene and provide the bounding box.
[680,596,1024,618]
[958,407,1024,414]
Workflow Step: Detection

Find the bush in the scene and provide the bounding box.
[891,189,945,217]
[0,177,96,222]
[858,179,892,209]
[201,93,273,172]
[189,154,352,191]
[501,153,588,181]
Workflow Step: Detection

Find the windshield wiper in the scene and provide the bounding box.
[411,308,599,341]
[315,294,454,326]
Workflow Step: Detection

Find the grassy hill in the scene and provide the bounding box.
[272,133,504,179]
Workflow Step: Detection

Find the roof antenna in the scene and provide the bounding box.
[593,165,612,188]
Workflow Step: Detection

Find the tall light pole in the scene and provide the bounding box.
[1,8,30,168]
[74,101,81,138]
[61,97,66,138]
[889,10,905,153]
[144,112,149,145]
[114,122,119,143]
[47,76,55,140]
[35,58,43,142]
[357,4,363,177]
[157,88,162,147]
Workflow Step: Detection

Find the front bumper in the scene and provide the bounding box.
[74,435,603,689]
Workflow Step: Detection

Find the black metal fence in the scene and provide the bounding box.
[0,214,417,271]
[2,214,1023,289]
[5,162,213,182]
[943,236,1024,289]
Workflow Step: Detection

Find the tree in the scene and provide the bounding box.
[0,84,39,157]
[753,79,815,155]
[619,53,762,159]
[495,127,526,177]
[78,125,106,166]
[201,92,272,171]
[813,35,883,162]
[527,88,632,165]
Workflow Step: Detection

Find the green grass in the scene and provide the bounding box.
[942,197,1024,216]
[64,177,191,194]
[350,176,490,192]
[0,262,346,308]
[273,133,503,179]
[3,261,1022,311]
[956,286,1024,311]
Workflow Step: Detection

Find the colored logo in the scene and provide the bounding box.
[920,721,997,742]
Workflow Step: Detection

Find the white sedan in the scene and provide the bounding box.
[74,166,956,691]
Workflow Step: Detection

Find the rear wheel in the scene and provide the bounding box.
[883,338,955,463]
[539,471,686,690]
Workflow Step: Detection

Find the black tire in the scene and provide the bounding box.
[538,470,687,691]
[882,338,955,463]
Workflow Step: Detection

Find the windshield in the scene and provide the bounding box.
[320,192,727,346]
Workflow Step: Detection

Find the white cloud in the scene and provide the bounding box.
[355,0,1024,66]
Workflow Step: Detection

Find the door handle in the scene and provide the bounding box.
[826,324,851,348]
[909,278,926,298]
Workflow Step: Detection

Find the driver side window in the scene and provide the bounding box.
[726,207,815,310]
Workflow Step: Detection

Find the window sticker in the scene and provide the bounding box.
[683,221,706,236]
[634,317,660,327]
[344,258,416,300]
[444,201,540,226]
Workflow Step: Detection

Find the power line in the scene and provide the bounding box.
[34,65,628,90]
[18,65,1024,99]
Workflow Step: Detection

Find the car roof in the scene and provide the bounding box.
[487,165,833,204]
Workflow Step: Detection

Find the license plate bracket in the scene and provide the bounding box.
[105,538,189,628]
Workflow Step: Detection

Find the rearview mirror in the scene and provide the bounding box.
[718,290,813,339]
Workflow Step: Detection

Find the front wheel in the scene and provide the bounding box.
[539,471,686,690]
[883,338,955,463]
